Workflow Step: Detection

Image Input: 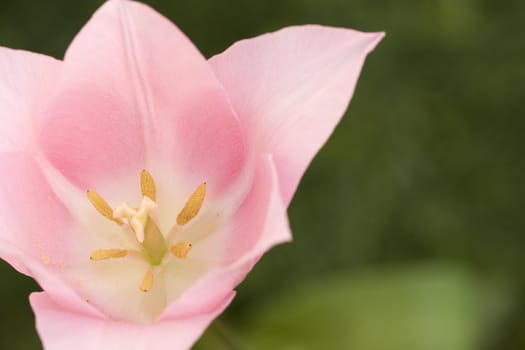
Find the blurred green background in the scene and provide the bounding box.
[1,0,523,349]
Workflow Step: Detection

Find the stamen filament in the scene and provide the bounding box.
[90,249,128,261]
[176,182,206,225]
[87,190,123,225]
[140,169,157,201]
[171,242,192,259]
[140,270,154,292]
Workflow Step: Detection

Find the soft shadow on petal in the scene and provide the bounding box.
[219,154,292,264]
[210,25,384,204]
[0,47,60,152]
[162,154,291,320]
[69,256,158,323]
[1,240,102,318]
[0,152,98,313]
[37,0,246,196]
[0,152,74,273]
[31,291,235,350]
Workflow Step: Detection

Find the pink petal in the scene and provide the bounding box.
[162,154,291,319]
[0,47,60,152]
[0,152,73,270]
[37,0,246,193]
[222,154,292,264]
[1,239,101,317]
[31,291,235,350]
[0,152,95,313]
[210,25,384,204]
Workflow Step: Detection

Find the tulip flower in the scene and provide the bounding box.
[0,0,383,348]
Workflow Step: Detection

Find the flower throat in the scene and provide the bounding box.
[86,170,206,292]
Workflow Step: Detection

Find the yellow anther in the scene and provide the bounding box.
[87,190,123,225]
[171,242,192,259]
[140,270,154,292]
[176,182,206,225]
[140,169,157,201]
[90,249,128,261]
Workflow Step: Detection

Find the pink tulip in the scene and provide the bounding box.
[0,0,383,348]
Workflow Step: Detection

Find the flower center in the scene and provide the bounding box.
[86,170,206,292]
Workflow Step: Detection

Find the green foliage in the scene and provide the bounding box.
[0,263,40,349]
[240,265,480,350]
[196,264,505,350]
